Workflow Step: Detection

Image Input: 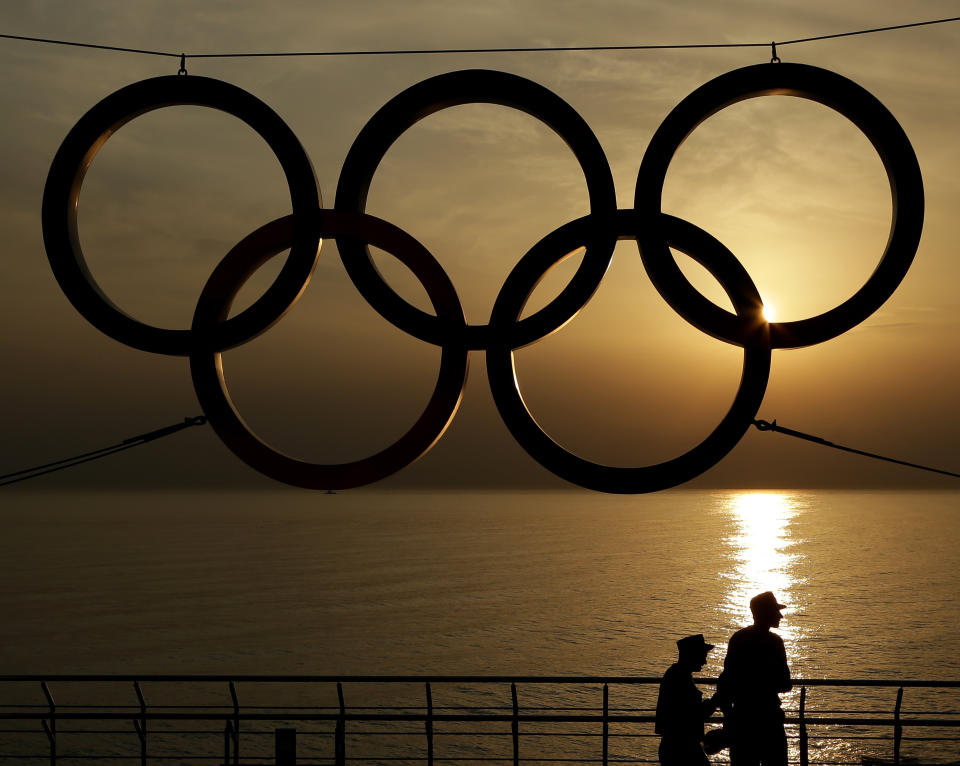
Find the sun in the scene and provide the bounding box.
[762,301,776,322]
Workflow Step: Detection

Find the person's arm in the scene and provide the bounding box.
[715,637,737,708]
[655,670,674,735]
[700,688,719,719]
[776,636,792,693]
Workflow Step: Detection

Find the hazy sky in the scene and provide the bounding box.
[1,1,958,490]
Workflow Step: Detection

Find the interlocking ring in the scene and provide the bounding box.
[41,75,322,355]
[487,210,770,493]
[335,69,618,349]
[42,63,924,493]
[634,62,924,349]
[189,212,469,490]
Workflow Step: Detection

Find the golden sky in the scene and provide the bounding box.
[1,0,958,489]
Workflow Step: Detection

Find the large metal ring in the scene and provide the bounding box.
[486,210,770,493]
[189,211,469,490]
[634,63,924,349]
[42,75,323,355]
[335,69,618,350]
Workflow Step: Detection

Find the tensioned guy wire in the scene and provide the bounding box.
[0,417,206,487]
[0,16,958,63]
[0,34,176,59]
[1,417,957,486]
[751,420,960,479]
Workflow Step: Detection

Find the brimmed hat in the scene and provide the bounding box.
[750,591,786,614]
[677,634,715,655]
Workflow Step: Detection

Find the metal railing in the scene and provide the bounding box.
[1,675,958,765]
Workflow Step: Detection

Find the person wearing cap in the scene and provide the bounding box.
[655,634,720,765]
[717,591,793,766]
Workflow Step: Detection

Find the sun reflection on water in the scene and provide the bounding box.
[722,492,802,646]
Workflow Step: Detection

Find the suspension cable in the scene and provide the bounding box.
[752,419,960,479]
[0,416,207,487]
[0,16,958,63]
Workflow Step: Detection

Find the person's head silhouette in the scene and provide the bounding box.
[676,634,714,672]
[750,591,785,630]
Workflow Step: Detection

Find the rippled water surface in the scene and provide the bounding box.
[1,488,958,762]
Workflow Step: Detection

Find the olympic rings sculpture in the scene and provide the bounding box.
[41,63,924,493]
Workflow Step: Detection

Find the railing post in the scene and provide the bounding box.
[335,682,346,766]
[425,682,434,766]
[229,681,240,766]
[602,683,609,766]
[133,681,147,766]
[511,682,519,766]
[893,686,903,765]
[275,728,296,766]
[41,681,55,766]
[799,685,808,766]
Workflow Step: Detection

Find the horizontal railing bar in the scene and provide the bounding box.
[338,730,645,736]
[332,760,659,764]
[5,674,667,683]
[3,674,960,686]
[26,705,628,714]
[0,759,259,762]
[7,703,954,717]
[3,677,957,764]
[0,761,675,765]
[2,712,653,722]
[889,710,960,715]
[0,760,225,763]
[2,711,960,727]
[335,761,655,764]
[0,729,272,736]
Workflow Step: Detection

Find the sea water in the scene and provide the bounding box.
[1,488,958,763]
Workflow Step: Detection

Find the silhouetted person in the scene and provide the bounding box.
[655,634,719,765]
[718,592,792,766]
